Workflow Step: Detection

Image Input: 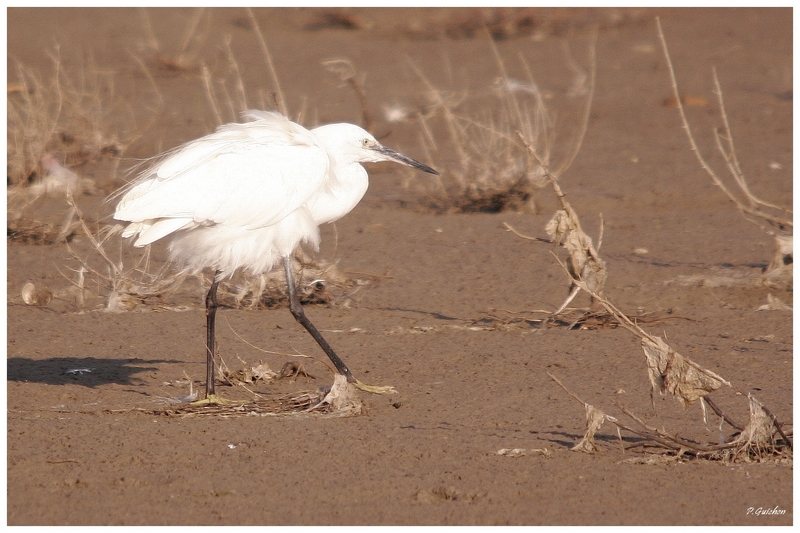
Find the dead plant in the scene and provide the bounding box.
[7,46,156,258]
[61,195,189,312]
[403,31,595,213]
[514,174,792,460]
[322,57,372,132]
[209,251,371,312]
[409,60,547,213]
[657,18,792,286]
[152,374,363,418]
[7,49,133,189]
[51,191,370,314]
[550,372,791,462]
[528,185,792,461]
[138,7,210,74]
[503,146,606,321]
[503,38,790,460]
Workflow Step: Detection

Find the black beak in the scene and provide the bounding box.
[373,144,440,175]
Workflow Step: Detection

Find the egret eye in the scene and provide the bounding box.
[362,139,370,148]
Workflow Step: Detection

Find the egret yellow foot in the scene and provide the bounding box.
[189,394,247,407]
[353,380,397,395]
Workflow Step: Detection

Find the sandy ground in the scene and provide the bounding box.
[7,7,792,525]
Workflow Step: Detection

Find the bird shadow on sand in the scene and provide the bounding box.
[7,356,182,387]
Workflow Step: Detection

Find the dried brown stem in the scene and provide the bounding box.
[656,17,791,233]
[247,7,287,117]
[502,222,552,243]
[703,396,744,432]
[547,371,586,405]
[758,402,793,451]
[549,373,689,453]
[611,399,735,454]
[322,58,372,132]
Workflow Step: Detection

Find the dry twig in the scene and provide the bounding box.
[322,58,372,132]
[657,17,791,278]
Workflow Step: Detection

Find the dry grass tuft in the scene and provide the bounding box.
[503,23,791,460]
[152,374,364,419]
[63,198,188,312]
[541,231,790,461]
[138,8,210,75]
[322,57,372,132]
[7,218,66,246]
[7,49,151,262]
[402,34,595,214]
[722,395,784,462]
[7,51,133,189]
[62,205,370,314]
[408,62,548,213]
[446,9,538,41]
[208,252,371,312]
[657,18,792,286]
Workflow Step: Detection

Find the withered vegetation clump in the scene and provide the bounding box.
[502,19,791,463]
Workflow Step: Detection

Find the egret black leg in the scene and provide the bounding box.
[282,256,355,383]
[205,273,222,398]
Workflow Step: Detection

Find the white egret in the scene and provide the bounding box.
[113,110,438,403]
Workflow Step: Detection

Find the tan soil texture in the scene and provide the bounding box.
[7,7,792,526]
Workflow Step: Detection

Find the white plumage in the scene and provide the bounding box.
[118,111,351,276]
[113,110,438,401]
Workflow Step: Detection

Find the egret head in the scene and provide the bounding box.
[313,123,439,175]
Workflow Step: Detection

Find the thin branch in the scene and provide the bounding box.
[67,195,122,279]
[247,7,287,117]
[758,402,793,451]
[656,17,791,231]
[555,27,597,177]
[548,263,582,316]
[322,58,372,132]
[611,399,736,453]
[549,373,693,453]
[703,396,744,432]
[222,314,311,359]
[502,222,552,243]
[201,64,223,125]
[712,68,789,215]
[596,213,604,252]
[547,371,587,405]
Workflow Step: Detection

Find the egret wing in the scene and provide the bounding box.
[114,119,331,232]
[125,218,195,247]
[154,111,304,180]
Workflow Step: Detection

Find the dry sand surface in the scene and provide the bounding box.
[7,7,792,525]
